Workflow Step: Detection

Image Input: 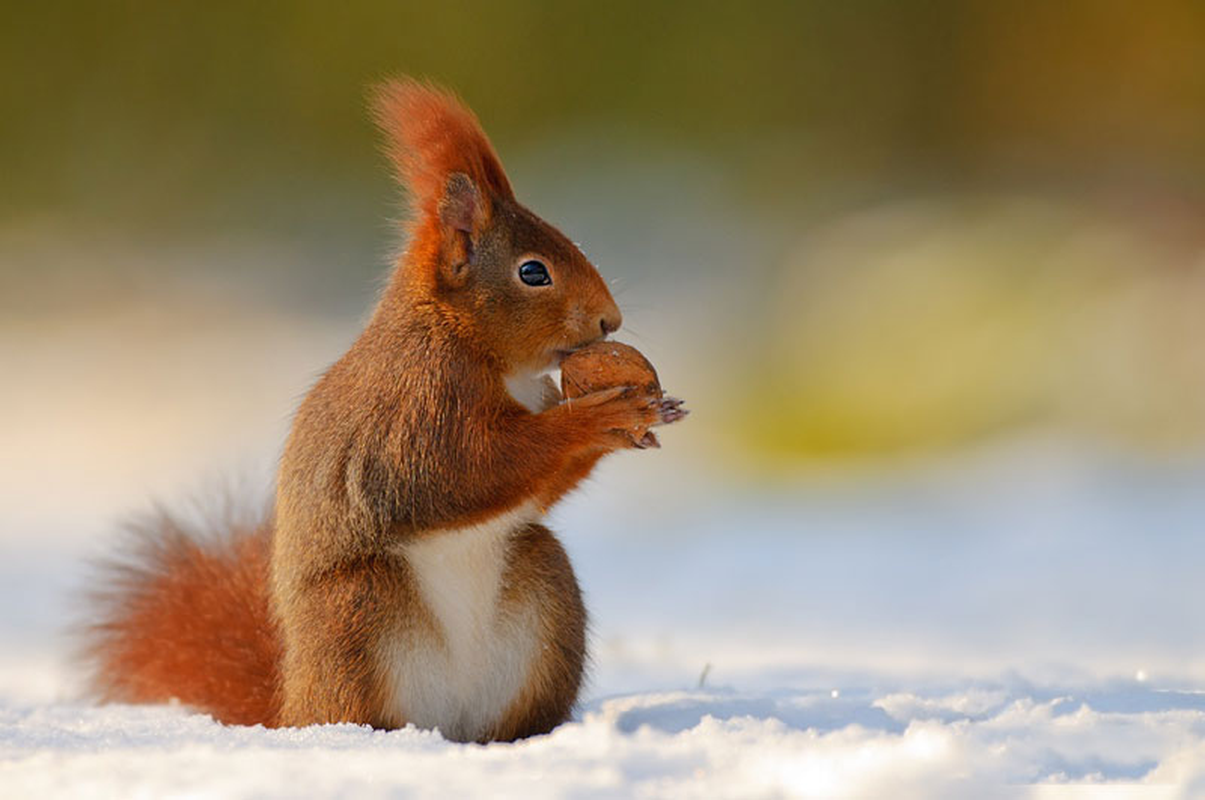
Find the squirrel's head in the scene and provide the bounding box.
[373,78,622,372]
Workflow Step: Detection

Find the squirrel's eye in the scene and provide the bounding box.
[518,259,552,287]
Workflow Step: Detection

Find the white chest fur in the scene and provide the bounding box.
[504,368,555,413]
[382,501,541,742]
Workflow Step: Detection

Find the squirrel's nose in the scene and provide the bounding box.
[599,309,622,336]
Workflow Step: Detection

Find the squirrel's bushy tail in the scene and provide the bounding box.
[79,507,282,726]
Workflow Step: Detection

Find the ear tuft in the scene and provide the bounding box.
[371,78,514,222]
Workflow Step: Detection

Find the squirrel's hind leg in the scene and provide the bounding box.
[487,523,587,742]
[275,556,408,728]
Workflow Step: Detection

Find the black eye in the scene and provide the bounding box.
[518,259,552,287]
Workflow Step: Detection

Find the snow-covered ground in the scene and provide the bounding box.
[3,442,1205,798]
[7,680,1205,799]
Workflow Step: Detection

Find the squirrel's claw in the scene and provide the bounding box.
[654,396,689,425]
[631,430,661,449]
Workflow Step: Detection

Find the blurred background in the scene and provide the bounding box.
[3,1,1205,699]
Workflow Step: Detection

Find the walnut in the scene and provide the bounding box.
[560,342,683,449]
[560,342,662,400]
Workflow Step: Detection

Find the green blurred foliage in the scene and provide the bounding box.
[734,195,1205,460]
[5,1,1205,234]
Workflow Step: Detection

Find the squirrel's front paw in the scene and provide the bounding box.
[632,396,689,449]
[570,388,688,450]
[656,396,688,425]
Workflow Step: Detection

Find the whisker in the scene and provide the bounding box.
[617,326,662,348]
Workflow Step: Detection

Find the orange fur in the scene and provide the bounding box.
[81,510,281,726]
[372,78,513,215]
[372,79,514,293]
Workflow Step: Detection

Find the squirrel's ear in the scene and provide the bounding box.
[438,172,481,234]
[371,78,514,224]
[436,172,480,288]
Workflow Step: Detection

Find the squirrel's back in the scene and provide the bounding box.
[80,509,281,726]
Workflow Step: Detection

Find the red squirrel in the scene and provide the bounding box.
[80,78,687,743]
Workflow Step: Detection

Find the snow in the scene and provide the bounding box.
[4,439,1205,797]
[5,685,1205,797]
